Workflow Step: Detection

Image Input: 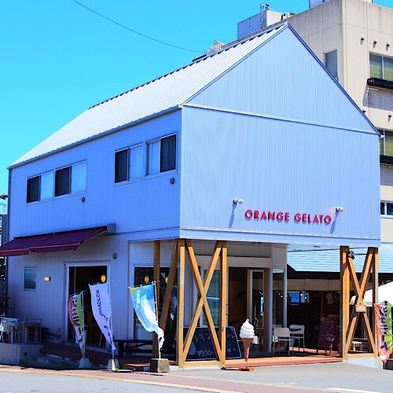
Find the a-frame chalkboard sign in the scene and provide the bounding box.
[184,326,241,360]
[316,316,338,355]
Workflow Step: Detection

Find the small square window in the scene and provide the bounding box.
[325,50,338,79]
[147,135,176,176]
[24,267,37,290]
[129,145,143,179]
[160,135,176,172]
[115,149,128,183]
[26,176,40,203]
[370,54,393,81]
[40,171,54,200]
[55,167,70,196]
[71,162,87,193]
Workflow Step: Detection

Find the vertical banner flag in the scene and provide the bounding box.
[374,301,393,363]
[68,292,86,357]
[129,282,164,349]
[89,282,116,352]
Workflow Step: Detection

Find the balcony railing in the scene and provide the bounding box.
[367,77,393,90]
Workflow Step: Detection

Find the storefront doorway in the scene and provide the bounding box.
[251,270,264,346]
[227,267,285,352]
[67,265,107,346]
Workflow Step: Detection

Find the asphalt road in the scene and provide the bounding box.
[0,362,392,393]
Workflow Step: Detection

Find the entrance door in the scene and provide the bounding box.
[228,268,247,334]
[251,270,264,342]
[67,266,107,346]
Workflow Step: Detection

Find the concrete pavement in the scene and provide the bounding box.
[1,361,393,392]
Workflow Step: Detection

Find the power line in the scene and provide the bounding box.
[72,0,204,53]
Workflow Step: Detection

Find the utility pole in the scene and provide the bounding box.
[0,193,8,315]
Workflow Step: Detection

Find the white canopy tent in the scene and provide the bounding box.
[350,281,393,307]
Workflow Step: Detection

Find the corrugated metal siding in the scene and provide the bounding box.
[180,106,380,247]
[9,112,182,237]
[288,243,393,273]
[12,28,284,166]
[188,26,374,132]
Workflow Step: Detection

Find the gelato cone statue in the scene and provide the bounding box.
[239,318,255,362]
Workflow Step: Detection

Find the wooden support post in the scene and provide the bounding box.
[177,239,186,368]
[152,241,161,358]
[160,240,178,332]
[219,242,228,364]
[172,239,228,368]
[340,246,378,358]
[182,241,222,362]
[340,246,350,358]
[372,248,379,355]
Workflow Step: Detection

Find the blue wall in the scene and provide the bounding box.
[8,111,182,238]
[180,107,379,246]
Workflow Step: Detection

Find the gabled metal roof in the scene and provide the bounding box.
[12,26,284,166]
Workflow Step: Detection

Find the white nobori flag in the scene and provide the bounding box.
[129,282,164,350]
[89,282,116,352]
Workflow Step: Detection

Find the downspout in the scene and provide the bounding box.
[3,169,11,315]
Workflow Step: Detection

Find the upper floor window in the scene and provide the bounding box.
[40,171,54,200]
[55,162,87,196]
[381,201,393,217]
[325,50,338,79]
[370,54,393,81]
[114,144,143,183]
[55,167,70,196]
[26,161,87,203]
[26,176,40,203]
[71,161,87,193]
[147,134,176,175]
[379,130,393,157]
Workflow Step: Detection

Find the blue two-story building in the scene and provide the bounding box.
[0,24,380,367]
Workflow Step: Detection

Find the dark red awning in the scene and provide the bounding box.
[0,227,107,257]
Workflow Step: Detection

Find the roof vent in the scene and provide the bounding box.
[206,40,226,56]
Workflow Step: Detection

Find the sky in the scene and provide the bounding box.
[1,0,392,206]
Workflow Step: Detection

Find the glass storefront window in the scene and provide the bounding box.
[201,269,220,327]
[24,267,37,290]
[273,269,284,327]
[133,267,171,340]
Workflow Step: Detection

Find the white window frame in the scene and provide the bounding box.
[147,134,176,176]
[114,144,143,183]
[27,161,87,203]
[40,171,54,200]
[71,161,87,193]
[370,53,393,81]
[381,201,393,217]
[129,144,143,180]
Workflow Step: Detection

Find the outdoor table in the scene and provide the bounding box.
[9,321,41,344]
[352,340,363,351]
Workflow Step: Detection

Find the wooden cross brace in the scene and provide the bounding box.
[340,246,378,357]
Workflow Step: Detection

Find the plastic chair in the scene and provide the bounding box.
[0,318,19,343]
[289,324,305,352]
[24,318,42,343]
[272,327,293,355]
